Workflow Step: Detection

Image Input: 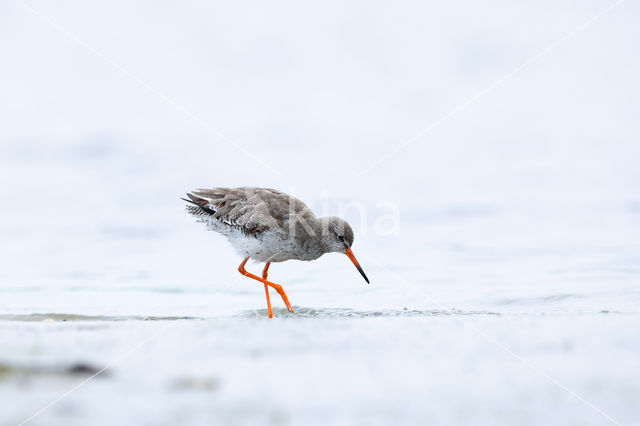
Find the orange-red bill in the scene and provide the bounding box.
[344,248,370,284]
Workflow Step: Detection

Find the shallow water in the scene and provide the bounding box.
[2,201,639,426]
[3,192,639,426]
[1,309,639,426]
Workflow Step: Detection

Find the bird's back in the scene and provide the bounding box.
[183,187,321,261]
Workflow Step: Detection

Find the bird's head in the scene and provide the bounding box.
[319,217,369,284]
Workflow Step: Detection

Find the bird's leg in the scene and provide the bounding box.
[262,262,273,319]
[238,257,294,314]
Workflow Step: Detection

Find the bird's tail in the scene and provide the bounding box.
[181,193,216,215]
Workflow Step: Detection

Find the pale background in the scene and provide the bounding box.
[1,1,639,425]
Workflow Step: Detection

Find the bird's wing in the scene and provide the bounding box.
[184,187,315,236]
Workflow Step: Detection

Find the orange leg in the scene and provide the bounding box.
[262,262,273,319]
[238,257,294,316]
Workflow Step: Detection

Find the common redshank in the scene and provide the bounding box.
[183,187,369,318]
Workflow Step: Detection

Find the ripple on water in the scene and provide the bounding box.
[0,313,198,322]
[238,307,500,319]
[495,293,584,306]
[0,309,501,322]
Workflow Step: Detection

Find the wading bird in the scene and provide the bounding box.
[183,187,369,318]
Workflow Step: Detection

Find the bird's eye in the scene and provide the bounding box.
[338,235,344,242]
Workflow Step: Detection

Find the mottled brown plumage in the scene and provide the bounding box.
[185,187,314,238]
[183,187,357,262]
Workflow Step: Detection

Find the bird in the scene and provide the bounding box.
[182,187,369,318]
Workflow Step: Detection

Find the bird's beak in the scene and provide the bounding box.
[344,248,370,284]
